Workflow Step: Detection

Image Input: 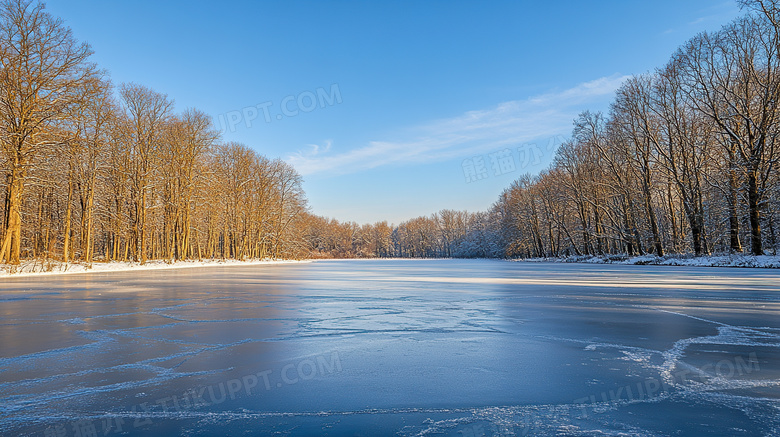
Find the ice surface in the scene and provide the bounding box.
[0,259,778,436]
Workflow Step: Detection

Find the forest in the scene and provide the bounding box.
[2,0,780,266]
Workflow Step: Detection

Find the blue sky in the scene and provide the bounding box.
[47,1,743,225]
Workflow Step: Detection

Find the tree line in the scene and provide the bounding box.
[302,210,502,259]
[494,0,780,258]
[0,0,308,266]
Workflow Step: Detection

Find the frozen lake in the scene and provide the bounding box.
[1,259,779,436]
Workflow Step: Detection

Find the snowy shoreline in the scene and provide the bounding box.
[0,258,309,278]
[4,254,778,278]
[512,254,780,268]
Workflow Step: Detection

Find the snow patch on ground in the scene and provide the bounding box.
[0,258,307,277]
[515,254,780,268]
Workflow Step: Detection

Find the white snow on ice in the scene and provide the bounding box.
[0,258,308,278]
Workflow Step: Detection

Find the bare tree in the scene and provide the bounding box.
[0,0,96,264]
[650,65,712,255]
[119,83,173,263]
[677,17,780,255]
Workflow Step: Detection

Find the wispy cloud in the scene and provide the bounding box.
[661,1,739,36]
[288,74,629,176]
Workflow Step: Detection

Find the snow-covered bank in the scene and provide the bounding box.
[0,258,309,278]
[513,254,780,268]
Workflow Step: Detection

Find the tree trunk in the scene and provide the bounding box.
[667,182,679,253]
[578,201,590,255]
[727,147,742,253]
[0,162,24,265]
[593,199,603,255]
[84,182,95,263]
[63,175,74,263]
[747,169,762,255]
[140,188,147,263]
[644,188,663,256]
